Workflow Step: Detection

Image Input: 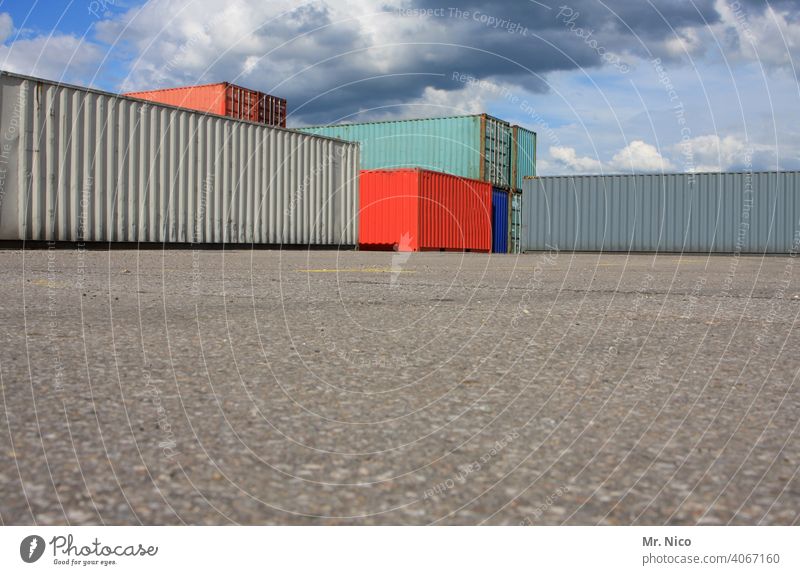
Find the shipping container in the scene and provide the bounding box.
[491,188,509,253]
[125,82,287,127]
[359,169,491,252]
[510,191,522,254]
[0,71,358,245]
[511,125,537,190]
[298,114,513,189]
[522,172,800,253]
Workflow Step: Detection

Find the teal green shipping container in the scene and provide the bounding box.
[512,125,537,190]
[297,114,513,189]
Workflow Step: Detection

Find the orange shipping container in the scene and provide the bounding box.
[359,168,491,252]
[124,82,286,127]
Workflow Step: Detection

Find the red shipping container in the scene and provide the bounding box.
[124,82,287,127]
[359,168,492,252]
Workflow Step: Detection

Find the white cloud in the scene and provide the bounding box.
[0,12,12,44]
[609,140,675,173]
[713,0,800,69]
[540,135,786,176]
[368,82,491,120]
[660,26,705,59]
[0,13,104,83]
[542,140,679,175]
[95,1,425,87]
[672,134,778,172]
[549,146,603,174]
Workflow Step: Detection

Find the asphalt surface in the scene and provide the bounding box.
[1,247,799,525]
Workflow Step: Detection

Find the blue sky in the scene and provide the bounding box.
[1,0,798,175]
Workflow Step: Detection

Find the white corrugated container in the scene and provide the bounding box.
[0,72,359,245]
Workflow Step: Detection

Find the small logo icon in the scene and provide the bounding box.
[20,535,46,563]
[390,232,414,288]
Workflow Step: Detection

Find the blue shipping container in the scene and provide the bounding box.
[297,114,513,189]
[492,188,509,253]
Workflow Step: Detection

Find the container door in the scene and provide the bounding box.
[510,192,521,253]
[483,117,512,188]
[491,188,509,253]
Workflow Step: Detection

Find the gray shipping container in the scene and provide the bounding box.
[522,172,800,253]
[0,72,359,245]
[510,191,521,254]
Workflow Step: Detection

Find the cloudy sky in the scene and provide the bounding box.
[1,0,798,174]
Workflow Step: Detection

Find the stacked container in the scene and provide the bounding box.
[491,188,509,254]
[125,82,287,127]
[511,125,537,190]
[359,169,491,252]
[300,115,537,253]
[299,114,514,190]
[508,125,536,254]
[509,192,522,254]
[0,71,358,246]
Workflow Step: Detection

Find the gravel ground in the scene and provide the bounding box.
[0,247,799,525]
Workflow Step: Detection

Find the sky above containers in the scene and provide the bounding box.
[1,0,798,175]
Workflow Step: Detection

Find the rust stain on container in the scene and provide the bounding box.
[125,82,286,127]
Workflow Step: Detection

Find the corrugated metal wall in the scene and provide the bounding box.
[420,170,491,252]
[522,172,800,253]
[510,192,521,254]
[0,72,358,245]
[358,169,491,252]
[512,126,537,190]
[298,114,513,189]
[358,169,420,250]
[491,188,508,254]
[482,116,512,189]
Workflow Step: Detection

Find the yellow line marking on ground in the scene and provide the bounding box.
[297,268,417,274]
[669,259,708,265]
